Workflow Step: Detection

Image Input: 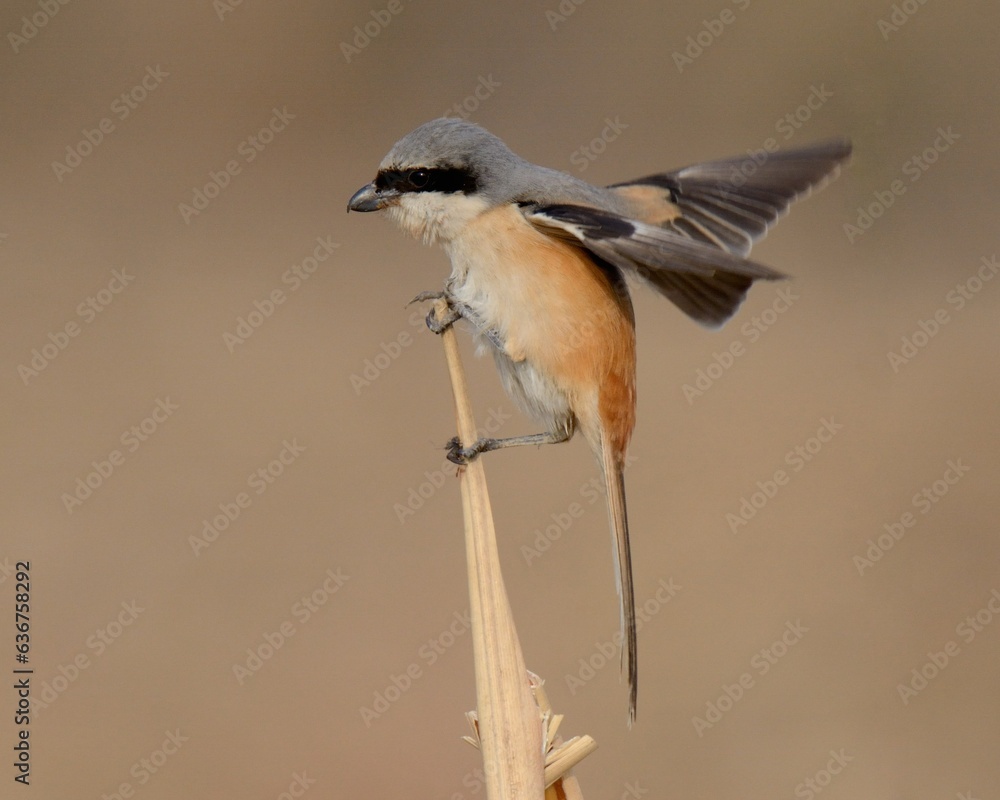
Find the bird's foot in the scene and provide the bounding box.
[409,290,461,334]
[445,436,497,465]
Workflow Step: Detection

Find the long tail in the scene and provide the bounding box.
[600,429,637,725]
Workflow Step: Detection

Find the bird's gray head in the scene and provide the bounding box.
[347,118,525,243]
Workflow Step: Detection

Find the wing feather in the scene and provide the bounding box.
[611,138,853,258]
[523,203,783,326]
[521,140,850,327]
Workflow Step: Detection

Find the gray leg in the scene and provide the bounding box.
[446,426,573,466]
[409,290,507,349]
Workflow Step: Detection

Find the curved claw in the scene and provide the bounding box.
[426,309,459,335]
[407,290,447,307]
[408,290,462,334]
[445,436,496,465]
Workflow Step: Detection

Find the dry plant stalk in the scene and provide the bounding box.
[433,299,545,800]
[463,677,598,796]
[533,674,597,797]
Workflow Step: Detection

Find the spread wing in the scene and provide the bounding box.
[610,138,853,258]
[522,203,786,328]
[524,139,851,327]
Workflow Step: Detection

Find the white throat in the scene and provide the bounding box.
[387,192,491,246]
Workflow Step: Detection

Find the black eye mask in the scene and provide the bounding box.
[375,166,478,195]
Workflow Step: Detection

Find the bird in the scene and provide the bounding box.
[348,117,851,723]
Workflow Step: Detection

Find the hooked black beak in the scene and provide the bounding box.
[347,182,397,212]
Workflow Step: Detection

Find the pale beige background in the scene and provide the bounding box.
[3,1,999,798]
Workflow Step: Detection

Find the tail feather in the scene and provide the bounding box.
[600,431,637,725]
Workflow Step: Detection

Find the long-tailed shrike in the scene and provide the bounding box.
[348,118,851,723]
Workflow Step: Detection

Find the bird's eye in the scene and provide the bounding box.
[408,169,430,189]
